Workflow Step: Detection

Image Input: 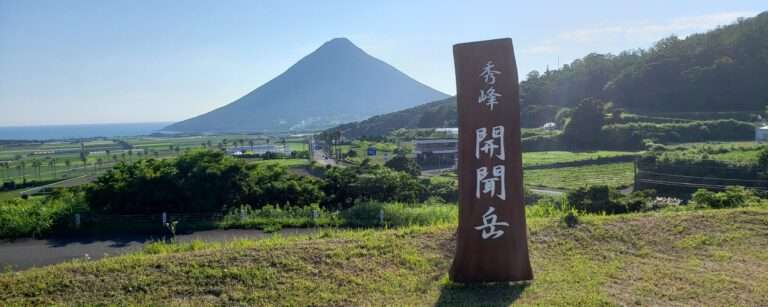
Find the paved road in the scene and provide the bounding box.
[0,228,316,271]
[312,149,336,167]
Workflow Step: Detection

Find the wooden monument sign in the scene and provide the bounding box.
[449,38,533,283]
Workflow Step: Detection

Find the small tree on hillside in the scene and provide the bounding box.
[562,98,606,148]
[384,155,421,177]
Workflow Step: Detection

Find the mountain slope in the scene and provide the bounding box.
[164,38,449,133]
[330,96,456,138]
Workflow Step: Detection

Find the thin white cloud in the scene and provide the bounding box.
[559,11,759,43]
[521,41,559,55]
[519,10,759,77]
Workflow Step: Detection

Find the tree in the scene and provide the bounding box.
[48,158,57,178]
[87,150,253,213]
[758,147,768,171]
[384,155,421,177]
[31,159,41,178]
[1,162,9,180]
[562,98,606,148]
[79,150,88,169]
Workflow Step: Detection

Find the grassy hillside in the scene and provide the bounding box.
[2,208,767,306]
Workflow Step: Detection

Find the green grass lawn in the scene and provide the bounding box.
[1,208,766,306]
[524,162,634,190]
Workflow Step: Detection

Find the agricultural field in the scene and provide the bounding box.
[1,208,766,306]
[0,134,313,201]
[522,150,639,167]
[427,151,639,191]
[427,161,635,191]
[657,142,764,165]
[524,162,634,190]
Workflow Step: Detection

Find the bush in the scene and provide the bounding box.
[219,204,341,231]
[0,190,87,238]
[87,150,322,214]
[562,98,605,148]
[567,185,657,214]
[321,165,434,209]
[342,201,457,227]
[758,147,768,171]
[384,155,421,177]
[691,186,759,208]
[603,119,754,144]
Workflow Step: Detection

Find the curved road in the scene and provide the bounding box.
[0,228,317,271]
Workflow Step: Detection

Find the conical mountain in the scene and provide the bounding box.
[164,38,449,133]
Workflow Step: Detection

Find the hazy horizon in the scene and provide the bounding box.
[0,1,764,126]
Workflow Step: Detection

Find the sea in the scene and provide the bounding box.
[0,122,173,140]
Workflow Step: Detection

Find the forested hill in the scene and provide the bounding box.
[523,11,768,112]
[329,12,768,138]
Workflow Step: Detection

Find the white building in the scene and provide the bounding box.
[228,144,288,156]
[756,125,768,143]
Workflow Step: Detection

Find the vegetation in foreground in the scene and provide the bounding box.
[1,207,766,306]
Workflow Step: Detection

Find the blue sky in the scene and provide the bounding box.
[0,1,763,126]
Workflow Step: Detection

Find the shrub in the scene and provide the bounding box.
[567,185,656,214]
[0,190,87,238]
[219,204,341,231]
[562,98,606,148]
[603,119,755,144]
[342,201,457,227]
[384,155,421,177]
[691,186,758,208]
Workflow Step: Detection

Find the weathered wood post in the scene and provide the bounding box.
[450,38,533,283]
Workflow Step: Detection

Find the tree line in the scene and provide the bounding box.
[86,150,457,214]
